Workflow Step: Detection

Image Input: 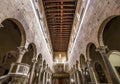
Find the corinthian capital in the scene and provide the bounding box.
[17,46,28,55]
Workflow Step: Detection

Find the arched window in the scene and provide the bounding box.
[95,62,108,83]
[0,18,26,76]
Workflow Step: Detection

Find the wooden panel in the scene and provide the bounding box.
[42,0,77,52]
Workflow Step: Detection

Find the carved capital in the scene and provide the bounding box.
[17,46,28,56]
[86,58,91,66]
[96,46,108,55]
[0,23,4,28]
[32,57,38,63]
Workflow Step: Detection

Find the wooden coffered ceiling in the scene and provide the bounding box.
[42,0,77,52]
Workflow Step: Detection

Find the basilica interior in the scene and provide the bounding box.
[0,0,120,84]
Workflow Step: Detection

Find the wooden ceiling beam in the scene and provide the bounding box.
[53,46,68,48]
[49,26,72,28]
[53,46,68,49]
[52,40,69,42]
[49,27,71,31]
[46,12,74,15]
[46,14,74,16]
[44,0,76,3]
[49,25,72,27]
[42,0,77,52]
[51,34,70,36]
[52,41,69,43]
[47,17,73,20]
[48,21,73,24]
[51,36,70,38]
[45,4,75,8]
[53,43,68,46]
[52,44,68,46]
[47,19,73,22]
[50,29,71,32]
[50,31,71,33]
[51,33,70,35]
[48,22,72,25]
[46,9,75,12]
[53,44,68,47]
[51,39,69,41]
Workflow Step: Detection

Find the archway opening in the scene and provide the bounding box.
[88,43,108,83]
[33,54,43,83]
[80,54,91,83]
[43,60,46,68]
[100,16,120,51]
[22,43,37,65]
[95,62,108,83]
[109,51,120,79]
[0,19,25,76]
[80,54,87,70]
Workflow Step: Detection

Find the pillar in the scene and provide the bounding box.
[43,72,46,84]
[76,71,81,84]
[28,57,38,84]
[76,63,81,84]
[49,74,52,84]
[76,64,81,84]
[17,46,27,63]
[38,66,43,84]
[86,59,98,84]
[81,67,86,84]
[36,64,42,83]
[70,74,72,84]
[96,46,120,84]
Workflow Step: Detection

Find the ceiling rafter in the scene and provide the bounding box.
[42,0,77,52]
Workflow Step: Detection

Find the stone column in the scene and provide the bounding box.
[86,59,98,84]
[48,68,52,84]
[43,72,46,84]
[69,74,72,84]
[28,57,38,84]
[76,63,81,84]
[76,71,81,84]
[73,72,77,84]
[81,67,86,84]
[49,74,52,84]
[46,73,50,84]
[70,73,74,84]
[38,66,43,84]
[17,46,27,63]
[96,46,120,84]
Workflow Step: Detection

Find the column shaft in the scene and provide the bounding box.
[96,46,120,83]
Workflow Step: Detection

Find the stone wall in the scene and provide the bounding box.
[0,0,53,69]
[68,0,120,69]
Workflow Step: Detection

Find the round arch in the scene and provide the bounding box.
[22,43,37,65]
[79,54,91,83]
[87,43,109,83]
[80,54,87,68]
[76,60,79,69]
[94,62,108,83]
[0,18,26,76]
[98,15,120,51]
[29,43,37,58]
[37,54,43,64]
[98,15,117,46]
[108,51,120,79]
[1,18,26,46]
[33,53,43,84]
[43,60,46,68]
[86,42,97,60]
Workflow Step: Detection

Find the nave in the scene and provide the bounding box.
[0,0,120,84]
